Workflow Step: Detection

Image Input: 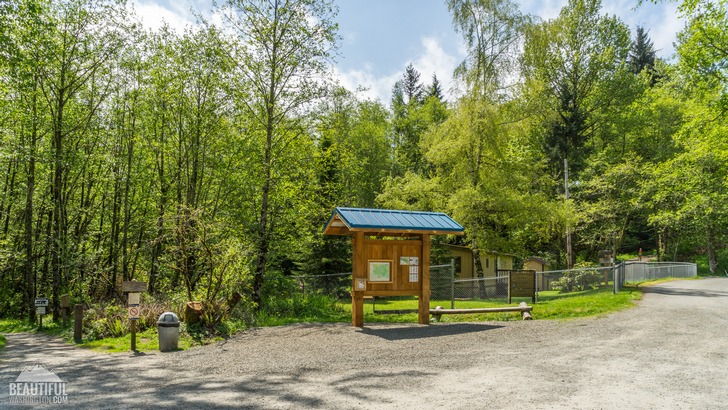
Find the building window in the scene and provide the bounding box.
[485,257,489,269]
[454,256,462,275]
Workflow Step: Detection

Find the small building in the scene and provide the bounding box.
[441,245,515,298]
[523,257,551,291]
[444,244,515,279]
[323,207,464,326]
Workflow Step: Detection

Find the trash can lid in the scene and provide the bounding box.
[157,311,180,327]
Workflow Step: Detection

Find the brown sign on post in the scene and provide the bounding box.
[120,281,147,352]
[508,270,536,304]
[121,281,147,293]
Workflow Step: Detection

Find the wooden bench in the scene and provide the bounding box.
[430,302,533,321]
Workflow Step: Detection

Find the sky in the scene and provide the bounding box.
[131,0,684,103]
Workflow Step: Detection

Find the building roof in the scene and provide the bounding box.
[524,256,550,265]
[323,207,464,236]
[443,244,517,258]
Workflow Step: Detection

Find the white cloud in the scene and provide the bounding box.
[334,36,462,103]
[131,0,194,33]
[333,64,401,103]
[645,3,684,60]
[411,36,460,99]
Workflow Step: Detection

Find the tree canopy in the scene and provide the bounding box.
[0,0,726,321]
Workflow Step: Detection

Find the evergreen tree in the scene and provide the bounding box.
[629,26,658,84]
[428,73,445,101]
[402,63,424,105]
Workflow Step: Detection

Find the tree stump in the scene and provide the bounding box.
[184,301,204,325]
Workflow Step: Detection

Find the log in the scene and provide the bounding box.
[430,304,534,322]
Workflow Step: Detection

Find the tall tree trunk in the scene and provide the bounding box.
[253,125,273,310]
[2,160,17,236]
[24,90,39,322]
[121,116,135,281]
[149,110,167,295]
[706,226,718,274]
[51,90,65,321]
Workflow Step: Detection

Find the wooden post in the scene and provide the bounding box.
[60,294,69,327]
[352,232,365,327]
[130,319,137,351]
[418,234,431,325]
[73,304,83,343]
[122,282,146,351]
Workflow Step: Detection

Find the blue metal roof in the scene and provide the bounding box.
[323,207,464,235]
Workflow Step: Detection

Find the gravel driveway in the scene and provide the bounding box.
[2,278,727,409]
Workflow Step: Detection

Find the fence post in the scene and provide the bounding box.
[450,259,455,309]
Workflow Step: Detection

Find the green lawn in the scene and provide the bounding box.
[78,327,193,353]
[0,280,670,351]
[0,318,40,333]
[333,286,642,322]
[0,317,193,353]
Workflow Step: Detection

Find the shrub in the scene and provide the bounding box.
[551,263,603,293]
[82,301,170,341]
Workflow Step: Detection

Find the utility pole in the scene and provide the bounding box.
[565,159,572,270]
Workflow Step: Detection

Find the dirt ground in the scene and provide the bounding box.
[2,278,727,409]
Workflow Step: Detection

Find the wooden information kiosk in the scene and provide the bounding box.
[323,207,464,326]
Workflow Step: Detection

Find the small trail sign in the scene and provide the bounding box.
[128,306,140,320]
[34,297,49,330]
[121,282,147,351]
[122,281,147,293]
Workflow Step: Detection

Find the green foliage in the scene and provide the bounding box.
[629,25,658,81]
[1,0,727,328]
[258,293,347,326]
[695,249,728,276]
[447,0,528,96]
[551,262,604,293]
[0,319,38,333]
[0,334,5,350]
[522,0,633,177]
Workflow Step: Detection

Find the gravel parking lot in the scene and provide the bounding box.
[2,278,728,409]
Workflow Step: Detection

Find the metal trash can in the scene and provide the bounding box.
[157,312,180,352]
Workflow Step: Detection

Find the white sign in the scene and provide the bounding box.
[36,307,46,315]
[128,305,140,320]
[128,292,140,305]
[34,298,49,307]
[355,278,367,291]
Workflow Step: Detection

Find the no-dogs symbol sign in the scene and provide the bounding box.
[128,306,140,320]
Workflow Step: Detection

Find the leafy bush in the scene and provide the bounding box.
[82,301,169,341]
[551,263,603,293]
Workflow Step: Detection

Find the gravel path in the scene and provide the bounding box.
[2,278,728,409]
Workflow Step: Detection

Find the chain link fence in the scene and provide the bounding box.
[431,262,511,306]
[290,272,351,299]
[289,261,697,308]
[613,261,697,291]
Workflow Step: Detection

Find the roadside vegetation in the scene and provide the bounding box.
[1,0,725,350]
[3,277,710,352]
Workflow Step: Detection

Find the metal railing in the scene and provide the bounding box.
[612,261,697,292]
[290,261,698,307]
